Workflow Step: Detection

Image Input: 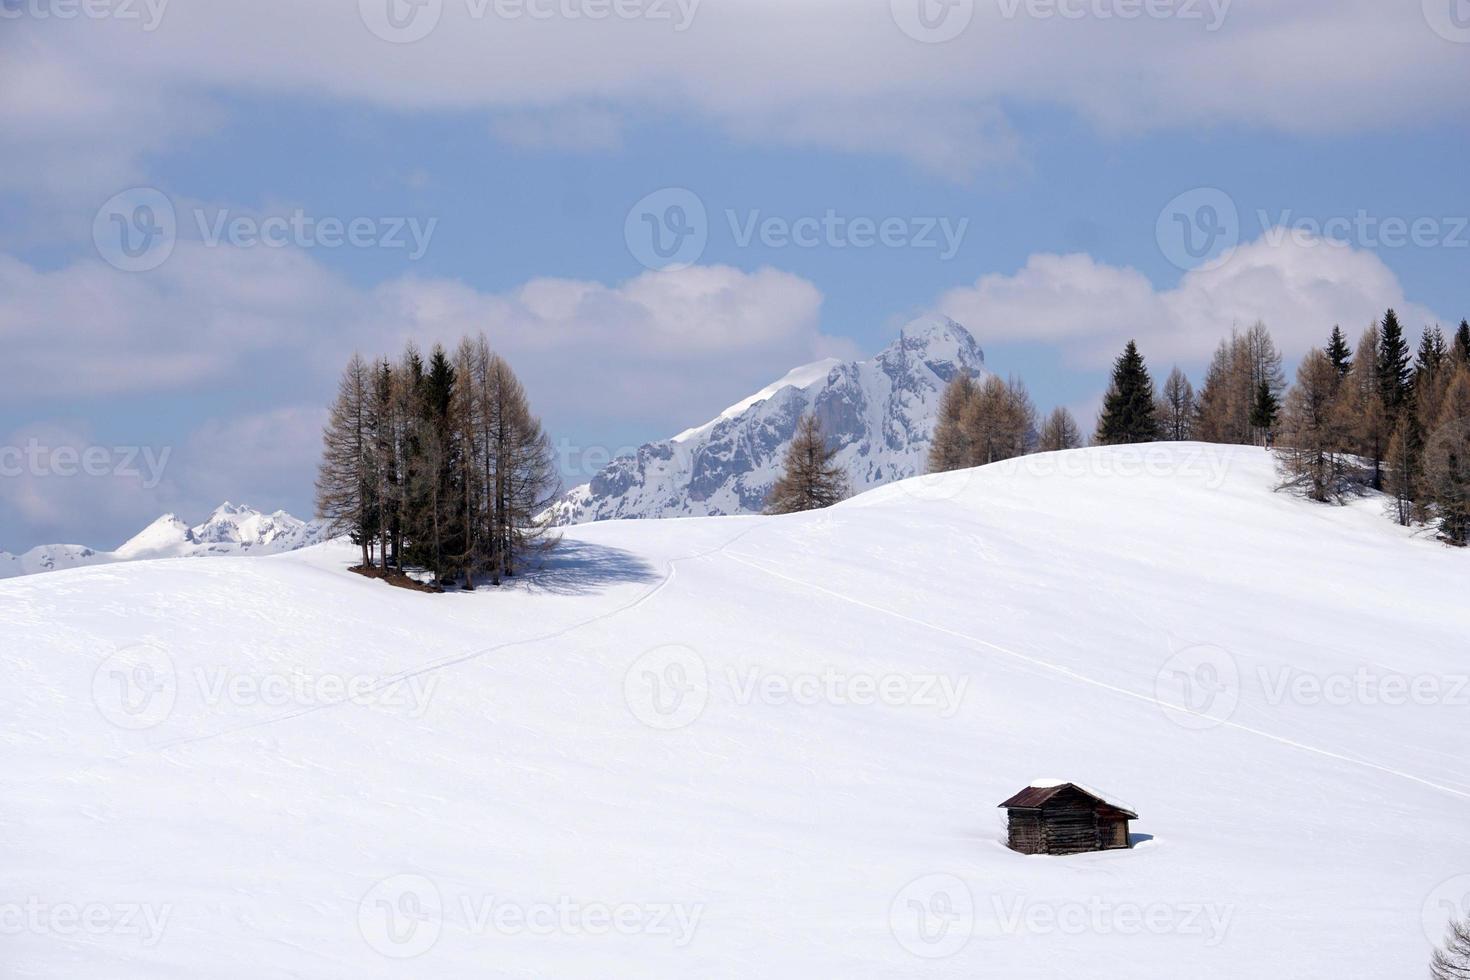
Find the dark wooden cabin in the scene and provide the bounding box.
[998,781,1137,855]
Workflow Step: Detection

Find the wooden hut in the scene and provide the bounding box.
[998,780,1138,855]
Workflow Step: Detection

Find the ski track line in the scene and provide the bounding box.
[133,521,776,754]
[722,550,1470,803]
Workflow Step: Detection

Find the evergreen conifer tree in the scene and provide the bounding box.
[1377,309,1413,417]
[1249,379,1279,440]
[765,414,849,514]
[1325,325,1352,380]
[1095,340,1159,445]
[1454,320,1470,367]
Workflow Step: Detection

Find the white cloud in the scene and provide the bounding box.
[361,263,834,420]
[0,246,359,396]
[0,239,833,427]
[3,0,1463,197]
[935,231,1447,371]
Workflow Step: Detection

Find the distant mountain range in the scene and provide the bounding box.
[0,503,329,580]
[4,316,987,573]
[550,314,987,524]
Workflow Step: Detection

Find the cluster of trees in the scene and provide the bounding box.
[921,310,1470,546]
[315,334,558,588]
[922,325,1293,475]
[1091,311,1470,544]
[1278,314,1470,543]
[926,373,1072,470]
[1090,325,1288,448]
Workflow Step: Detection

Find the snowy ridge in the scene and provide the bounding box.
[0,503,330,579]
[550,315,986,524]
[3,444,1466,976]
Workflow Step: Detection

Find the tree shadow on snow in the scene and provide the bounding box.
[507,539,661,596]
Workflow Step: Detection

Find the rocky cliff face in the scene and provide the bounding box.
[551,315,986,524]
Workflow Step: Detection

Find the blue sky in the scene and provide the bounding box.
[1,0,1466,550]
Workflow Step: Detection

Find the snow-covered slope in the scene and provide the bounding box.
[3,444,1467,978]
[0,503,329,579]
[551,314,986,524]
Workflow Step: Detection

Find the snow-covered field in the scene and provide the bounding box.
[3,444,1467,978]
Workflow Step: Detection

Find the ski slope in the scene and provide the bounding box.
[3,444,1467,978]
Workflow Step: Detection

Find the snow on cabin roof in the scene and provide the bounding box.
[998,780,1138,818]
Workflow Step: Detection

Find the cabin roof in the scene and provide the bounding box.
[998,780,1138,819]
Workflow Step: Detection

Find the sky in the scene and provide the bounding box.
[0,0,1467,551]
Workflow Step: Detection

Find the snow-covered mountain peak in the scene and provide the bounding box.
[551,316,987,524]
[115,513,193,559]
[671,356,845,445]
[883,314,985,382]
[2,504,332,579]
